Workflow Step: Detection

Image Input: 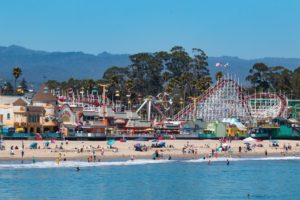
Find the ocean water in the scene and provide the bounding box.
[0,157,300,200]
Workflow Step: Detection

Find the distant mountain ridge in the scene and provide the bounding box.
[0,45,299,86]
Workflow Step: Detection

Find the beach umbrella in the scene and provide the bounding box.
[243,137,256,143]
[107,139,115,146]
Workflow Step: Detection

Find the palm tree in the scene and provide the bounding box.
[12,67,22,95]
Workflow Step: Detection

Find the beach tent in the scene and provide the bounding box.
[30,142,38,149]
[243,137,256,143]
[107,139,115,146]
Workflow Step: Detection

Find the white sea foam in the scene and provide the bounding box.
[185,156,300,163]
[1,157,299,169]
[0,159,174,169]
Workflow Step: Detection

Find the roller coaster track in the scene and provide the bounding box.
[173,78,288,121]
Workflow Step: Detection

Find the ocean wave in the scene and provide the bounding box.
[0,159,174,169]
[184,156,300,163]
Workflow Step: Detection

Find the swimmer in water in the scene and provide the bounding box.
[168,155,172,160]
[226,159,230,165]
[76,167,80,171]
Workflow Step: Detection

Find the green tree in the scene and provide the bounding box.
[103,66,128,101]
[128,52,164,96]
[46,80,61,90]
[12,67,22,95]
[268,66,292,94]
[1,82,14,95]
[18,78,28,95]
[164,46,211,106]
[292,66,300,99]
[246,63,270,92]
[215,71,223,81]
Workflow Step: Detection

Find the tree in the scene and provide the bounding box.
[18,78,28,95]
[164,46,211,104]
[246,63,270,92]
[46,80,61,90]
[268,66,292,94]
[103,66,128,101]
[1,82,14,95]
[292,66,300,99]
[128,52,164,96]
[215,71,223,81]
[12,67,22,95]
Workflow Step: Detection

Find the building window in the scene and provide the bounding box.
[7,113,10,120]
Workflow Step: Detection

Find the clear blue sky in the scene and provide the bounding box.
[0,0,299,58]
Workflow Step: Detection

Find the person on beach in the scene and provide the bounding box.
[32,156,36,164]
[130,155,134,161]
[93,150,96,162]
[21,149,24,158]
[155,150,159,158]
[168,155,172,160]
[10,148,15,155]
[265,150,268,157]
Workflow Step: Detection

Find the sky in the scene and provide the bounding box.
[0,0,299,58]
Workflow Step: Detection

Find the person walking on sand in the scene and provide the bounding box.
[21,149,24,158]
[265,149,268,157]
[130,155,134,161]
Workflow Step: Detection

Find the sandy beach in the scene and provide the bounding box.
[1,139,300,161]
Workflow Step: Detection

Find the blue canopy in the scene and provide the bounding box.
[30,142,38,149]
[107,139,115,146]
[134,137,148,141]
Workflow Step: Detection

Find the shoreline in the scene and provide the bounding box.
[1,152,299,162]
